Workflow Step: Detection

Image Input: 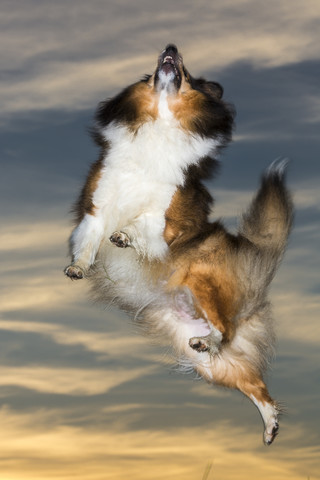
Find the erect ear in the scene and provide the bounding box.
[202,81,224,99]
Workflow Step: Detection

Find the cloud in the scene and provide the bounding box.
[0,272,78,312]
[1,0,319,117]
[0,4,319,477]
[272,290,320,345]
[0,319,151,361]
[1,173,319,345]
[0,365,154,395]
[211,183,320,224]
[293,183,320,211]
[0,219,80,312]
[0,406,319,480]
[0,221,70,252]
[209,188,252,222]
[0,55,155,115]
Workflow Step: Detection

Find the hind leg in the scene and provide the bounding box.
[189,331,222,355]
[182,274,236,349]
[237,377,280,445]
[173,288,223,355]
[250,393,280,445]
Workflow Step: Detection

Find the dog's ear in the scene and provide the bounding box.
[203,81,224,99]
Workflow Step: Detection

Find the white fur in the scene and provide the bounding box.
[148,306,271,368]
[158,70,176,95]
[70,115,221,272]
[251,395,279,445]
[144,302,215,379]
[158,89,173,119]
[70,213,104,266]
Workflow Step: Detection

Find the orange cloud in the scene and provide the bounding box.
[0,365,155,395]
[0,407,318,480]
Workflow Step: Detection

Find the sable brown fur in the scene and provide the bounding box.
[165,163,293,347]
[154,160,292,446]
[94,48,234,141]
[65,44,293,445]
[73,152,105,224]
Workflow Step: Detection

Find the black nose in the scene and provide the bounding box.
[164,44,178,54]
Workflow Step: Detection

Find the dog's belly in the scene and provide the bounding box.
[94,244,162,311]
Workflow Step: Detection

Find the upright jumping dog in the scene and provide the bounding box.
[65,44,293,445]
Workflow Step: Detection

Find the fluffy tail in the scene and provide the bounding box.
[238,159,293,288]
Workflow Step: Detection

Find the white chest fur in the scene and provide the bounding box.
[93,120,218,252]
[70,116,219,272]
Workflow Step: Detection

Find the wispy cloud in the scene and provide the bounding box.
[1,177,319,346]
[0,319,150,360]
[1,2,319,478]
[0,365,154,395]
[273,291,320,345]
[293,184,320,211]
[211,183,320,222]
[0,273,78,312]
[1,0,319,117]
[0,221,70,252]
[0,406,318,480]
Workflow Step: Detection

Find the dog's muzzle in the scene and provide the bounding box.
[154,44,183,91]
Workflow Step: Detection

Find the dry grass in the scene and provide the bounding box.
[202,462,213,480]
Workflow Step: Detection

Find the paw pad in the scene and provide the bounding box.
[189,337,209,352]
[64,265,84,280]
[110,231,131,248]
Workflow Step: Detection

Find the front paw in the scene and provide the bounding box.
[64,264,85,280]
[109,231,131,248]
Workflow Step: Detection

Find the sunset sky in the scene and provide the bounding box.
[0,1,320,479]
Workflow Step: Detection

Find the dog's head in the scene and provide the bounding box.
[96,44,234,144]
[153,44,224,100]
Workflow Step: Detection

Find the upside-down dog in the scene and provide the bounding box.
[65,44,293,445]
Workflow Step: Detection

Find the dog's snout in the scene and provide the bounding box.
[164,44,178,54]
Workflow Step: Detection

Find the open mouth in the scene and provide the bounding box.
[156,44,182,86]
[161,54,180,77]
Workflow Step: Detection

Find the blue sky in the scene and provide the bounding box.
[0,1,320,478]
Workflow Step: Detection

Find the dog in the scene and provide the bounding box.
[65,44,293,445]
